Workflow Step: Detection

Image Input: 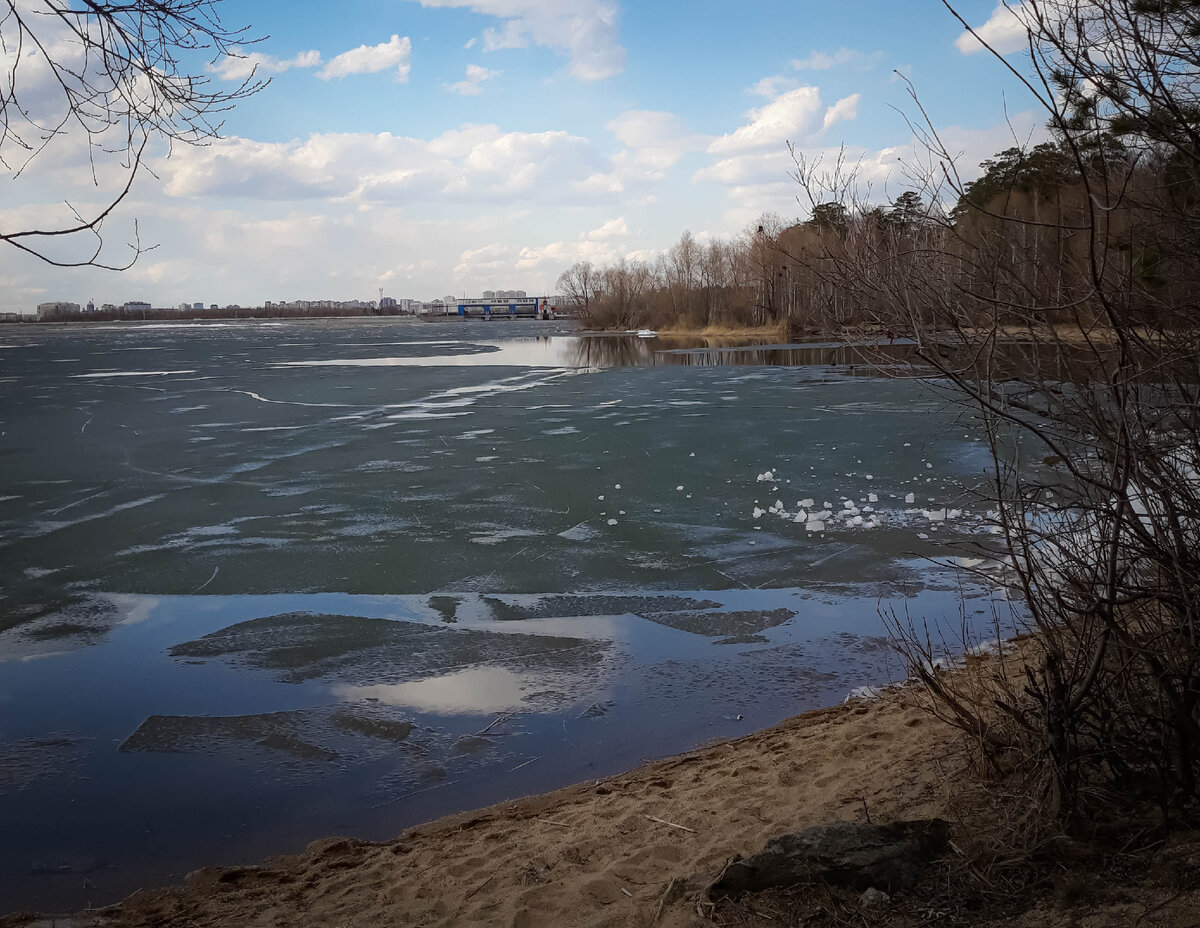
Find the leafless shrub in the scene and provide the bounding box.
[795,0,1200,829]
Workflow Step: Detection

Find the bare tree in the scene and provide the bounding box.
[0,0,265,268]
[785,0,1200,825]
[555,260,601,316]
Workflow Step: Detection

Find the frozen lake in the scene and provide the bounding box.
[0,317,1010,911]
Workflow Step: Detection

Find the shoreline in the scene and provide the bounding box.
[1,692,961,927]
[6,667,1199,926]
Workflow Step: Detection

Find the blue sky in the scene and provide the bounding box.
[0,0,1047,313]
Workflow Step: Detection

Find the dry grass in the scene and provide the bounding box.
[653,322,788,338]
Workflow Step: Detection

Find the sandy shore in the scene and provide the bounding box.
[8,679,1198,928]
[2,693,964,928]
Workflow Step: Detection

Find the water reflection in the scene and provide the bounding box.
[334,666,544,715]
[271,335,923,371]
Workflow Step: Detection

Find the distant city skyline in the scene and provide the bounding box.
[0,1,1043,314]
[29,289,538,316]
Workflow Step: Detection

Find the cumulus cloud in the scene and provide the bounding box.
[607,110,708,175]
[821,93,861,132]
[209,48,321,82]
[408,0,625,80]
[588,216,627,239]
[708,88,828,154]
[317,34,412,81]
[749,74,798,98]
[157,124,603,205]
[955,3,1033,55]
[513,218,630,271]
[697,110,1048,230]
[444,64,500,95]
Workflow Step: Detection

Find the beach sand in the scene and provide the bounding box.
[3,694,957,927]
[5,687,1197,928]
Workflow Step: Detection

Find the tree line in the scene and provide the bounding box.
[554,139,1135,335]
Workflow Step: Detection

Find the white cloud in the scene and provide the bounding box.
[708,88,824,154]
[607,110,708,174]
[699,87,862,200]
[157,124,603,205]
[482,20,529,50]
[791,48,882,71]
[821,93,861,132]
[409,0,625,80]
[749,75,798,98]
[514,218,630,271]
[444,64,500,95]
[696,111,1048,231]
[463,37,478,49]
[209,48,321,82]
[587,216,627,239]
[955,3,1032,55]
[317,35,412,81]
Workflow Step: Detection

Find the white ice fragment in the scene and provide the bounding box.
[865,474,873,480]
[926,463,933,469]
[868,493,878,503]
[607,518,618,525]
[823,501,832,509]
[805,521,826,532]
[947,509,962,520]
[799,498,814,508]
[676,485,684,491]
[753,507,766,519]
[689,452,695,457]
[852,515,863,526]
[598,495,605,500]
[918,532,930,539]
[793,512,806,522]
[844,500,855,509]
[904,442,911,447]
[775,499,784,510]
[844,685,885,702]
[614,483,621,489]
[924,508,948,522]
[905,493,916,504]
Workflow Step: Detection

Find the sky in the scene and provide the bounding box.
[0,0,1049,313]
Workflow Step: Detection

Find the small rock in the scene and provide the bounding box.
[859,887,891,907]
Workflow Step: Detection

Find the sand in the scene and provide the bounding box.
[7,686,1197,928]
[2,693,960,927]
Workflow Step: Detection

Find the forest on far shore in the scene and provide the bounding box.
[558,130,1187,338]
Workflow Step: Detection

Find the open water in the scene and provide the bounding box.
[0,317,1012,911]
